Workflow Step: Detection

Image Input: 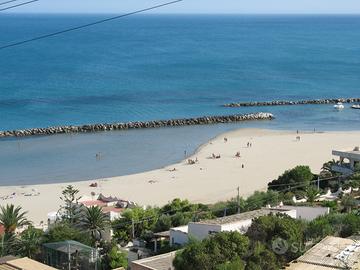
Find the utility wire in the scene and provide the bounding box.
[267,173,349,188]
[0,0,39,11]
[0,0,183,51]
[0,0,18,6]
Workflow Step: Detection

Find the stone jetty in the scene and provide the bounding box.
[0,112,274,138]
[223,98,360,107]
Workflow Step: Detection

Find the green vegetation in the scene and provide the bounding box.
[0,204,31,256]
[246,214,305,262]
[99,242,128,270]
[268,165,314,192]
[173,232,250,270]
[172,163,360,270]
[173,227,281,270]
[79,206,110,243]
[0,159,358,270]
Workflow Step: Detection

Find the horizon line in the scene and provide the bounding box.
[3,12,360,15]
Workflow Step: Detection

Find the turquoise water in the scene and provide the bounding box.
[0,15,360,184]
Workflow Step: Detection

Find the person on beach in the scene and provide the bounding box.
[235,152,241,157]
[224,137,228,143]
[242,164,244,168]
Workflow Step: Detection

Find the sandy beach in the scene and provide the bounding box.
[0,128,359,225]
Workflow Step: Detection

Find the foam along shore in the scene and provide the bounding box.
[0,128,359,226]
[0,112,274,138]
[223,97,360,107]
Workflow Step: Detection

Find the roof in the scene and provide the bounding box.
[153,231,170,238]
[102,206,124,213]
[80,200,107,207]
[287,236,360,269]
[43,240,95,254]
[1,257,56,270]
[170,226,188,234]
[132,251,176,270]
[0,256,17,264]
[193,208,292,226]
[0,265,18,270]
[332,149,360,160]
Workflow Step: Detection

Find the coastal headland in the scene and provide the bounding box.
[0,112,273,138]
[223,97,360,107]
[0,128,359,226]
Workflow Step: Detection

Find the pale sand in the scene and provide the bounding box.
[0,128,359,225]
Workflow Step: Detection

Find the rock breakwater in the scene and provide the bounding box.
[0,112,274,138]
[223,98,360,107]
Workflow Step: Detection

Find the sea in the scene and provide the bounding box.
[0,14,360,185]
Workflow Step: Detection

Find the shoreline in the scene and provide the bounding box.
[1,128,360,225]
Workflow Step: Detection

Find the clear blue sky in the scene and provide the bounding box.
[8,0,360,14]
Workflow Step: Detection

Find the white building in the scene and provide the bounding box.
[332,147,360,174]
[170,208,296,246]
[169,226,188,246]
[279,205,330,221]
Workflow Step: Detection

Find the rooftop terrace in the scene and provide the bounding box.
[132,251,176,270]
[287,236,360,269]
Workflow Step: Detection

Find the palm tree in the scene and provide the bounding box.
[305,186,320,205]
[321,159,338,177]
[0,204,30,234]
[0,204,30,256]
[79,206,109,242]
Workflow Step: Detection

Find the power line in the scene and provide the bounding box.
[0,0,183,51]
[0,0,18,6]
[267,174,348,188]
[0,0,39,11]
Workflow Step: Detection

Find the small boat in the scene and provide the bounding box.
[334,102,345,110]
[351,104,360,109]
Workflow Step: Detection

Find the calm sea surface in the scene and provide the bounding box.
[0,15,360,185]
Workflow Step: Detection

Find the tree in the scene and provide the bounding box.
[18,227,44,259]
[245,242,279,270]
[59,185,82,225]
[339,213,360,237]
[305,216,334,241]
[173,232,249,270]
[268,166,314,192]
[108,246,128,269]
[112,207,159,244]
[341,195,357,213]
[244,191,280,211]
[0,204,30,234]
[79,206,109,243]
[0,204,30,256]
[216,257,245,270]
[44,223,92,246]
[246,214,304,262]
[305,186,320,205]
[154,214,172,232]
[321,159,337,175]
